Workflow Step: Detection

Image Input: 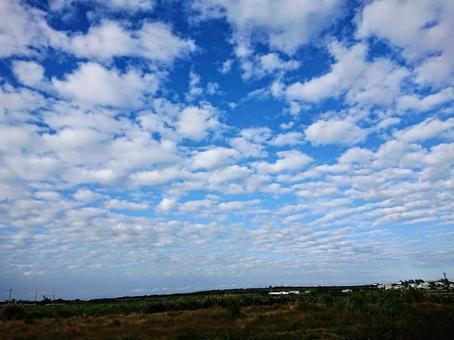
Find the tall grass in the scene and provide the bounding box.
[1,289,453,339]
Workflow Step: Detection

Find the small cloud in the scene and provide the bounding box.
[305,119,367,145]
[158,197,178,212]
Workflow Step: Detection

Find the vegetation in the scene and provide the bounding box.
[1,288,453,339]
[1,304,26,320]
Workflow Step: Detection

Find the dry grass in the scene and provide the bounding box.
[0,305,341,339]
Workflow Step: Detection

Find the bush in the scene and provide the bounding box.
[297,295,317,311]
[225,302,244,319]
[345,293,368,314]
[402,288,423,303]
[2,304,26,320]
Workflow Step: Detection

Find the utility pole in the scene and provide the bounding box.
[443,273,449,289]
[8,288,12,302]
[35,291,38,302]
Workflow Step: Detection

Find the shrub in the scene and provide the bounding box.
[345,293,368,314]
[224,302,244,319]
[402,288,423,303]
[2,304,26,320]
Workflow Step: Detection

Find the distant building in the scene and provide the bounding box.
[268,291,300,295]
[268,291,289,295]
[416,282,430,289]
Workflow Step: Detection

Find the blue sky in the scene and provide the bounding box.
[0,0,453,299]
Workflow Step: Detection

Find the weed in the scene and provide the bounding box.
[1,304,26,320]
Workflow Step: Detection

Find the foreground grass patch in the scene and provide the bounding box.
[1,290,453,339]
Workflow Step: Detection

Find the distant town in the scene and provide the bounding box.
[268,275,453,296]
[376,278,454,291]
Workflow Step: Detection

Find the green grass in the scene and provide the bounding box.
[4,292,290,320]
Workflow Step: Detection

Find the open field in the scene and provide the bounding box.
[1,288,454,339]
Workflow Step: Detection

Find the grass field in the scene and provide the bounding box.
[1,288,454,339]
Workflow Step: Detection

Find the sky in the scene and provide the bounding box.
[0,0,453,300]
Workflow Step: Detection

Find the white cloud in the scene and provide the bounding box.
[285,42,408,106]
[357,0,454,87]
[0,0,64,57]
[2,0,454,297]
[193,0,344,54]
[73,188,104,202]
[259,53,299,73]
[254,150,312,173]
[339,147,374,164]
[305,118,367,145]
[230,128,271,157]
[186,71,203,101]
[209,165,250,184]
[68,21,134,60]
[129,167,183,186]
[0,0,33,56]
[34,191,63,201]
[193,0,336,79]
[421,143,454,181]
[106,198,149,210]
[415,54,454,87]
[377,117,400,130]
[0,1,192,63]
[53,62,158,107]
[395,118,454,143]
[176,105,220,140]
[0,124,37,152]
[398,88,454,111]
[220,59,233,74]
[373,140,420,169]
[270,132,304,146]
[97,0,155,12]
[69,168,118,184]
[1,105,180,188]
[12,61,45,86]
[179,198,214,212]
[68,21,195,63]
[191,147,240,170]
[157,197,178,212]
[240,52,300,79]
[50,0,155,12]
[0,85,46,122]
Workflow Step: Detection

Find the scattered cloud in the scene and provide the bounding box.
[52,62,159,107]
[0,0,453,298]
[12,61,45,87]
[285,42,408,107]
[254,150,312,173]
[193,0,344,54]
[191,147,240,170]
[68,21,195,63]
[395,118,454,143]
[176,105,220,140]
[357,0,454,87]
[305,118,368,145]
[398,88,454,111]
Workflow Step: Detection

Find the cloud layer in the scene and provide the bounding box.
[0,0,453,299]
